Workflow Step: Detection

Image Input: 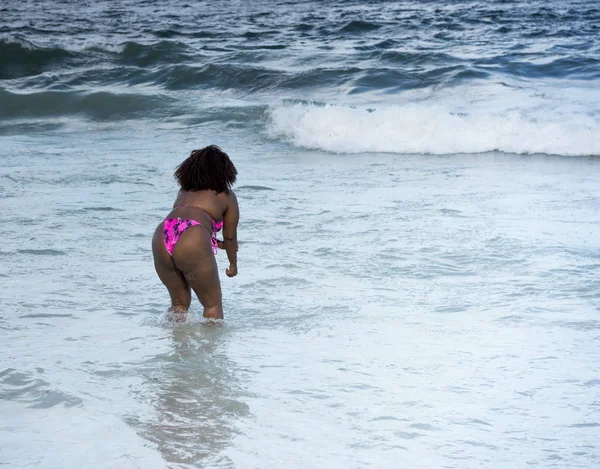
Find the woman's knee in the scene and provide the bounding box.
[203,304,223,319]
[202,293,222,309]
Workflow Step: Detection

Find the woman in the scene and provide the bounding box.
[152,145,239,320]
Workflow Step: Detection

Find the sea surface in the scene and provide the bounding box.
[1,1,599,468]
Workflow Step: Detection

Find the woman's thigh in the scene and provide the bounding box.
[152,223,192,309]
[172,226,222,309]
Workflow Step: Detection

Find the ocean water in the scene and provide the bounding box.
[1,1,599,468]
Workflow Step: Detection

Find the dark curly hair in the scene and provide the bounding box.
[174,145,237,193]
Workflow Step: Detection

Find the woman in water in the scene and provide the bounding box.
[152,145,239,320]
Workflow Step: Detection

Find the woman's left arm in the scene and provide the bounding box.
[222,191,239,277]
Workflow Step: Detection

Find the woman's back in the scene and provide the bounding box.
[173,189,230,222]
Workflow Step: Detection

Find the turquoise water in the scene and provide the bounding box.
[1,1,599,468]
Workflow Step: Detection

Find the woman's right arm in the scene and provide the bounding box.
[223,191,239,277]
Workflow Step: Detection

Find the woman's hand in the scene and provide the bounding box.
[226,264,238,277]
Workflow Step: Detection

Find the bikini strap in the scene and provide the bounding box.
[174,204,223,225]
[173,204,213,217]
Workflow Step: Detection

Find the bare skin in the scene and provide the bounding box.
[152,189,239,320]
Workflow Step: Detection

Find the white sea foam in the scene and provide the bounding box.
[155,309,201,325]
[268,83,600,156]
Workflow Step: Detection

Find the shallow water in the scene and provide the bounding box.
[1,0,600,467]
[2,130,599,467]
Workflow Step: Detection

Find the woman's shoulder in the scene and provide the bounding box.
[218,190,238,214]
[216,189,236,201]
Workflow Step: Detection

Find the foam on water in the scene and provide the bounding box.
[152,310,226,328]
[268,83,600,156]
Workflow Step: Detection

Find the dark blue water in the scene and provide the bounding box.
[1,0,599,155]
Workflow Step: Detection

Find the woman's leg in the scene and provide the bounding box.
[171,226,224,319]
[152,224,192,317]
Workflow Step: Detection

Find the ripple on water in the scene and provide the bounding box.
[394,431,424,440]
[237,185,275,191]
[16,249,66,256]
[567,423,600,428]
[554,320,600,331]
[55,206,125,216]
[409,423,438,431]
[20,313,75,318]
[0,369,82,408]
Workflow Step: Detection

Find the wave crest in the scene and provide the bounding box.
[0,39,77,79]
[268,97,600,156]
[0,88,176,120]
[117,40,196,67]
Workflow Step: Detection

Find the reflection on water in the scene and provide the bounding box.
[130,323,250,467]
